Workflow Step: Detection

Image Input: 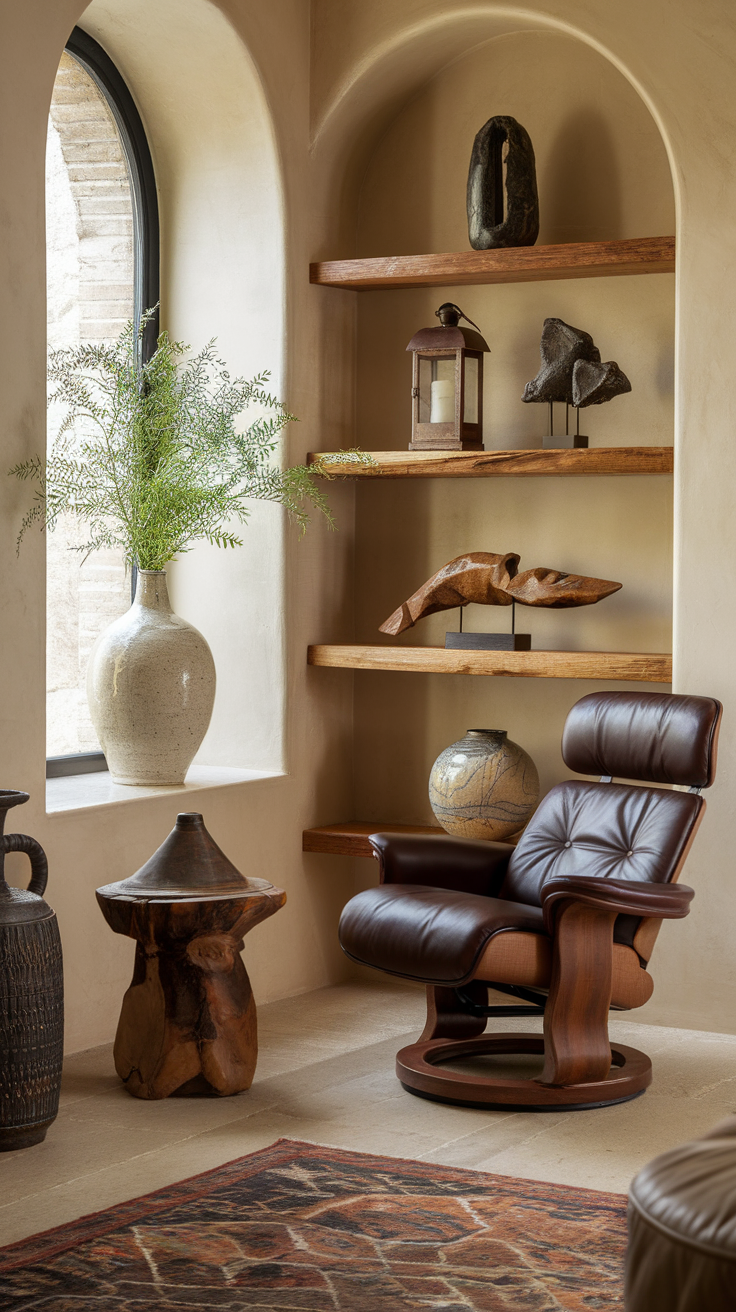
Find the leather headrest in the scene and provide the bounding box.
[562,691,722,788]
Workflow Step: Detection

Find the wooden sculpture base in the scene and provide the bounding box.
[396,1033,651,1111]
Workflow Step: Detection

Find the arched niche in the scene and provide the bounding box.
[311,9,677,259]
[74,0,286,771]
[326,21,677,849]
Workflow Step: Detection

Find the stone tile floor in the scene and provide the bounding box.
[2,978,735,1247]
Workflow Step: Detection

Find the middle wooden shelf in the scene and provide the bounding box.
[308,645,672,683]
[309,447,673,479]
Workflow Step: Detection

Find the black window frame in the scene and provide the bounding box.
[46,27,160,781]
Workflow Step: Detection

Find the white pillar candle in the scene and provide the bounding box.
[430,379,455,423]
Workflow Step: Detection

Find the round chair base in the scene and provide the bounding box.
[396,1032,652,1111]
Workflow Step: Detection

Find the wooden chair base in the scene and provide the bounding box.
[396,1032,652,1111]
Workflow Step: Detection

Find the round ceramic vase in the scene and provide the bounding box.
[87,570,216,786]
[428,729,539,841]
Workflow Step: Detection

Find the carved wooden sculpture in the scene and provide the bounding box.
[379,552,622,636]
[97,813,285,1099]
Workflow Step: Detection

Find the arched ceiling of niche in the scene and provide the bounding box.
[357,31,675,256]
[310,6,676,258]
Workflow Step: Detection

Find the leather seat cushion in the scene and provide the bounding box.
[338,884,546,986]
[627,1125,736,1310]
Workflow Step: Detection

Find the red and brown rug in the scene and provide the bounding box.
[0,1137,626,1309]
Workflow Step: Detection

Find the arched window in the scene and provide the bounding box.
[46,28,159,776]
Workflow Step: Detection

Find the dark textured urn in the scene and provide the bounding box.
[0,791,64,1151]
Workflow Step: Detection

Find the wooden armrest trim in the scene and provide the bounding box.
[541,876,694,934]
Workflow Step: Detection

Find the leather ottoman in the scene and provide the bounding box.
[626,1117,736,1309]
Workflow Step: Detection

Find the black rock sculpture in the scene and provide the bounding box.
[572,358,632,407]
[522,317,631,408]
[522,318,600,404]
[467,116,539,250]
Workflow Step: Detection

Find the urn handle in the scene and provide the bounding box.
[3,833,48,896]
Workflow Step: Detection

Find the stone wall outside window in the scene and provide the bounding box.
[46,52,135,757]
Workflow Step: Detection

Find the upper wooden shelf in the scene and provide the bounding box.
[308,645,672,684]
[310,447,673,479]
[310,236,675,291]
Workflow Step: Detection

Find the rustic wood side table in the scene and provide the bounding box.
[97,813,285,1099]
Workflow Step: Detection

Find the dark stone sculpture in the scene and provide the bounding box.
[467,116,539,250]
[379,552,622,636]
[522,319,601,404]
[0,791,63,1151]
[523,317,631,406]
[572,358,632,408]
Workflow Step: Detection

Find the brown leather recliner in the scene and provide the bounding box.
[339,691,722,1111]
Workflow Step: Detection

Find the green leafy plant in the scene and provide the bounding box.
[11,313,368,570]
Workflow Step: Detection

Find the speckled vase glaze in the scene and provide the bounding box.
[87,570,216,786]
[429,729,539,841]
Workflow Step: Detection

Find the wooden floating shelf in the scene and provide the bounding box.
[310,236,675,291]
[303,822,443,858]
[303,821,524,857]
[310,447,673,479]
[308,645,672,684]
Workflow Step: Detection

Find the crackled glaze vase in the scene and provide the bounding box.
[87,570,216,786]
[429,728,539,841]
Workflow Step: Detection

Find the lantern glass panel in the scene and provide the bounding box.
[429,355,455,423]
[418,356,432,423]
[463,355,479,424]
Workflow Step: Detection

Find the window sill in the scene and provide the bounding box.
[46,765,283,815]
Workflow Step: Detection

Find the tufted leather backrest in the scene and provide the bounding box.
[562,691,722,788]
[499,692,720,948]
[500,781,702,922]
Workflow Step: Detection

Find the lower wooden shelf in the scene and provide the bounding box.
[303,822,443,858]
[308,645,672,683]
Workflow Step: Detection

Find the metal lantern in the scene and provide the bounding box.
[406,303,490,452]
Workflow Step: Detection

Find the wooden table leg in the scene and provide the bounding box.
[99,889,285,1099]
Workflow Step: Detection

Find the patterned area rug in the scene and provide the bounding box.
[0,1138,626,1309]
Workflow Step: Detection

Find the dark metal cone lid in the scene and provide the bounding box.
[97,813,268,900]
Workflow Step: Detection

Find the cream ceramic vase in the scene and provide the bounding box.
[429,728,539,841]
[87,570,216,786]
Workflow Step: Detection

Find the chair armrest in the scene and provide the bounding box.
[369,832,514,897]
[541,876,694,934]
